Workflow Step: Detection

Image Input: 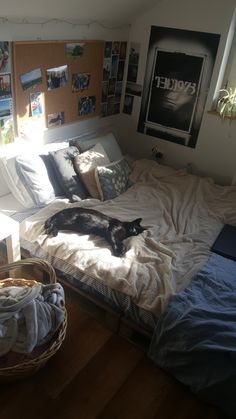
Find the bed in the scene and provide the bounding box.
[1,133,236,416]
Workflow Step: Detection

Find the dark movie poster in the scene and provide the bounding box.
[138,26,220,148]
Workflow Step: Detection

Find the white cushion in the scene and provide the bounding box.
[16,153,55,206]
[74,143,110,199]
[0,156,34,208]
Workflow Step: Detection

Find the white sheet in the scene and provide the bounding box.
[19,159,236,315]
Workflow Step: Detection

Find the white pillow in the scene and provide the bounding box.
[0,156,34,208]
[16,153,55,206]
[74,143,110,199]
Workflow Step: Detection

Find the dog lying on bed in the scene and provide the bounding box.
[44,207,144,257]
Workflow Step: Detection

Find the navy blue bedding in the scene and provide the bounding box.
[148,253,236,417]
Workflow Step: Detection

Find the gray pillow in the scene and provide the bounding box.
[49,146,88,202]
[69,132,123,162]
[40,154,64,197]
[16,153,55,206]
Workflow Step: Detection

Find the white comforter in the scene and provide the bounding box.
[20,159,236,315]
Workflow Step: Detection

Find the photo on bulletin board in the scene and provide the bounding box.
[0,42,10,73]
[0,98,12,119]
[78,95,96,116]
[47,65,68,90]
[48,111,65,128]
[0,74,11,98]
[30,92,43,116]
[72,73,90,92]
[65,43,85,58]
[20,68,42,91]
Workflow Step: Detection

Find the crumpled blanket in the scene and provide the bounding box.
[0,282,65,355]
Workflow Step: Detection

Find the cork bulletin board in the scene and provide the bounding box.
[12,40,104,135]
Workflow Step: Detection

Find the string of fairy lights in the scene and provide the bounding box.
[0,17,131,30]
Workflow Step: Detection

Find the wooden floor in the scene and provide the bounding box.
[0,283,226,419]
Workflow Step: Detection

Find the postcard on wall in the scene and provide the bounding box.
[78,95,96,116]
[102,81,109,102]
[0,98,12,119]
[20,68,42,90]
[0,116,14,145]
[0,74,11,98]
[111,55,119,78]
[119,42,127,60]
[72,73,90,92]
[0,42,10,73]
[112,42,120,55]
[48,111,64,128]
[123,94,134,115]
[30,92,43,116]
[126,81,142,96]
[104,42,112,58]
[103,58,111,81]
[65,43,85,58]
[47,65,68,90]
[127,43,140,83]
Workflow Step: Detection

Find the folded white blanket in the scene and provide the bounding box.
[0,282,65,355]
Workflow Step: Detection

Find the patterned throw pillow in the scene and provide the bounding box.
[95,159,131,201]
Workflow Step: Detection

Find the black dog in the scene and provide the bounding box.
[44,207,144,257]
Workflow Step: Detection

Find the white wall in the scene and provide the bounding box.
[113,0,236,184]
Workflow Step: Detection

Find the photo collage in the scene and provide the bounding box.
[0,42,14,144]
[19,42,96,129]
[101,41,127,117]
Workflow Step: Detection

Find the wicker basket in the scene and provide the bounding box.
[0,258,67,381]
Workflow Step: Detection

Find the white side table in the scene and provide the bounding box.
[0,212,21,263]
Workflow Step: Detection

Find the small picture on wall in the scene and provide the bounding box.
[126,81,142,96]
[47,65,68,90]
[119,42,127,60]
[65,43,85,58]
[0,117,14,145]
[123,94,134,115]
[72,73,90,92]
[104,42,112,58]
[103,58,111,81]
[117,60,125,81]
[108,78,116,95]
[0,74,11,98]
[102,81,109,102]
[48,111,65,128]
[0,98,12,119]
[78,95,96,116]
[115,81,122,98]
[30,92,43,116]
[0,42,10,73]
[20,68,42,91]
[112,41,120,55]
[111,55,119,78]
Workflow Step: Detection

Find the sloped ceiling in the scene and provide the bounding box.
[0,0,159,25]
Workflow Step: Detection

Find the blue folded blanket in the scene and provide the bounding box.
[148,253,236,417]
[0,282,65,355]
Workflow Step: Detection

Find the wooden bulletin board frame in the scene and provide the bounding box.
[12,40,104,136]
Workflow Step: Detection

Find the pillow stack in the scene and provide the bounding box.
[72,134,132,201]
[0,132,131,208]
